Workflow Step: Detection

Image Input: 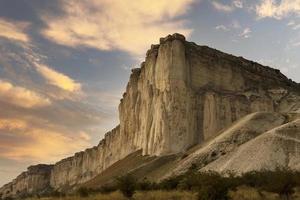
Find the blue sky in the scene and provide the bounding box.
[0,0,299,186]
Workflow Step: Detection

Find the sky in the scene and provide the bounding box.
[0,0,300,186]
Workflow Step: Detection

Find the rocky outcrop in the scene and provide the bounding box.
[1,33,299,197]
[0,165,52,199]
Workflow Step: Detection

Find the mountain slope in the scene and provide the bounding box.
[203,118,300,173]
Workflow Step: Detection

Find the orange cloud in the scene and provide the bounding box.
[79,131,91,141]
[40,0,195,55]
[0,18,30,42]
[34,63,81,93]
[0,118,27,131]
[0,80,51,108]
[0,118,90,163]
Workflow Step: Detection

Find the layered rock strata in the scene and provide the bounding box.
[1,33,299,198]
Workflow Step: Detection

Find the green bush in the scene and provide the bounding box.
[116,174,137,198]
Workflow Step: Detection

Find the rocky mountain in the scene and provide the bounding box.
[1,33,299,199]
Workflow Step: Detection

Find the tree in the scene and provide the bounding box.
[116,174,137,199]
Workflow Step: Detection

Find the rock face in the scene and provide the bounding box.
[1,33,299,198]
[0,165,52,199]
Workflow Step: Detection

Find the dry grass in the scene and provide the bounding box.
[26,187,300,200]
[228,186,280,200]
[26,191,197,200]
[135,190,197,200]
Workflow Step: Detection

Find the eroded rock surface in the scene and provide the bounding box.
[0,165,52,199]
[203,118,300,173]
[1,33,299,198]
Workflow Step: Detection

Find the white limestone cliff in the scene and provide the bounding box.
[1,33,299,198]
[0,165,52,198]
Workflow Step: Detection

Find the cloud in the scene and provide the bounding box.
[292,24,300,30]
[0,80,51,108]
[233,0,243,8]
[0,18,30,42]
[256,0,300,19]
[79,131,91,141]
[211,1,235,12]
[293,41,300,47]
[211,0,244,13]
[287,20,300,30]
[34,63,82,93]
[0,119,90,162]
[0,90,112,163]
[40,0,195,55]
[215,25,230,31]
[0,36,83,99]
[239,27,252,38]
[0,119,27,131]
[288,20,295,26]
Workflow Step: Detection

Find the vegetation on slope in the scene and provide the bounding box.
[3,167,300,200]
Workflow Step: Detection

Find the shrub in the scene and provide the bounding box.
[49,190,66,197]
[77,187,90,197]
[136,178,153,191]
[196,172,230,200]
[116,174,137,198]
[158,176,183,190]
[257,169,297,200]
[178,164,200,191]
[98,184,118,194]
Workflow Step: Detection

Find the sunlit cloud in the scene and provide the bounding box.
[34,63,82,93]
[0,118,27,131]
[40,0,195,55]
[0,121,90,162]
[0,79,51,108]
[0,37,83,99]
[79,131,91,141]
[256,0,300,19]
[0,18,30,42]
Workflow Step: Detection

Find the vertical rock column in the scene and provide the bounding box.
[150,34,197,155]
